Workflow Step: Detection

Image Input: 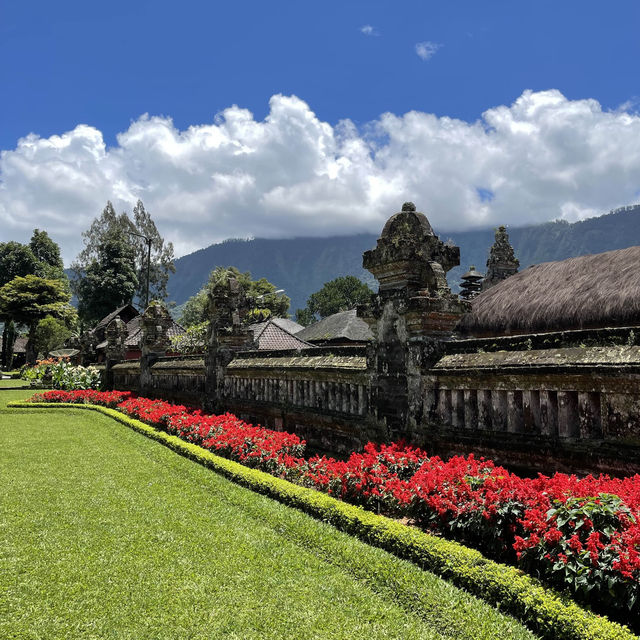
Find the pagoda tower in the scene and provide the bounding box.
[459,266,483,300]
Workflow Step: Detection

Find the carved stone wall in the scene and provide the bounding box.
[359,202,468,439]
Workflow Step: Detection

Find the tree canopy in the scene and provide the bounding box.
[0,231,69,367]
[72,200,174,325]
[295,276,373,325]
[0,275,75,363]
[75,235,139,327]
[179,266,290,327]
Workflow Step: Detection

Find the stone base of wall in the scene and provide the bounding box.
[421,425,640,477]
[226,399,387,458]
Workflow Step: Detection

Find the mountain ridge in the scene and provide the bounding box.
[167,204,640,315]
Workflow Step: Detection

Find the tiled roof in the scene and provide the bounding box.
[250,319,313,351]
[296,309,372,343]
[92,304,139,334]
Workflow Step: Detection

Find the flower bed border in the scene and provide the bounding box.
[8,400,635,640]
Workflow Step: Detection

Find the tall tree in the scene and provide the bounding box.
[29,229,65,280]
[75,235,139,327]
[0,275,74,364]
[132,200,175,303]
[0,235,66,367]
[72,201,174,321]
[295,275,373,325]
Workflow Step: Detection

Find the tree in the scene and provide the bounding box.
[179,266,290,327]
[32,316,72,358]
[131,200,175,303]
[0,275,74,364]
[75,235,139,327]
[295,276,373,325]
[0,232,68,368]
[179,288,208,327]
[72,201,175,320]
[0,241,40,287]
[29,229,65,280]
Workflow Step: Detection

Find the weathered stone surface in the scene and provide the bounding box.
[434,345,640,371]
[482,225,519,290]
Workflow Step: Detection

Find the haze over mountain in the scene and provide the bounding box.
[167,204,640,317]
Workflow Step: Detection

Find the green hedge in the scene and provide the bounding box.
[9,401,637,640]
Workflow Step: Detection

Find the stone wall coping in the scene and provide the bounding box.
[233,345,367,360]
[151,358,205,371]
[112,361,141,371]
[435,345,640,372]
[450,325,640,353]
[227,354,367,371]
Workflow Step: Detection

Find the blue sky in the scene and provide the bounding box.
[2,0,640,261]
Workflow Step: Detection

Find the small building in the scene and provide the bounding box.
[12,336,28,368]
[296,309,373,346]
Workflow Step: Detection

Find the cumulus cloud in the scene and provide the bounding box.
[415,41,441,60]
[360,25,379,36]
[1,89,640,264]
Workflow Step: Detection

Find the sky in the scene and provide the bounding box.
[1,0,640,264]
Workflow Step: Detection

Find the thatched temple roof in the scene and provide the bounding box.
[457,245,640,336]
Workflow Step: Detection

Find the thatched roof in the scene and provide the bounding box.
[297,309,372,344]
[457,245,640,336]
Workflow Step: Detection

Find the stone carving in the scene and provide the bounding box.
[483,225,519,290]
[141,301,172,355]
[105,317,128,362]
[360,202,469,436]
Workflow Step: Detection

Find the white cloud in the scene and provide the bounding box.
[360,25,378,36]
[415,41,441,60]
[2,89,640,264]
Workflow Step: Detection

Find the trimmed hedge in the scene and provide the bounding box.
[9,401,637,640]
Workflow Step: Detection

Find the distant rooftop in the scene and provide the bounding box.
[297,309,372,344]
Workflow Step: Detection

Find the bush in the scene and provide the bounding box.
[21,359,102,390]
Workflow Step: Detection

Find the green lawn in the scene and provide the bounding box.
[0,389,537,639]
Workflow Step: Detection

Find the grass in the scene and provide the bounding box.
[0,388,538,640]
[0,378,28,389]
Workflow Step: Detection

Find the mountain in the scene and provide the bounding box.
[167,204,640,317]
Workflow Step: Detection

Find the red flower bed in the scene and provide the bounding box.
[30,389,132,408]
[28,389,640,626]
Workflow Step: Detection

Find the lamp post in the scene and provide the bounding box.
[128,230,152,310]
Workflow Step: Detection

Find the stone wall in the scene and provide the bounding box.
[102,203,640,475]
[423,340,640,475]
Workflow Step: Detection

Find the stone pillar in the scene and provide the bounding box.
[523,390,541,434]
[539,390,558,436]
[360,202,469,441]
[464,389,478,430]
[204,274,253,413]
[477,390,492,430]
[507,390,524,433]
[140,302,172,396]
[558,391,580,438]
[104,318,128,390]
[578,392,602,439]
[492,390,508,431]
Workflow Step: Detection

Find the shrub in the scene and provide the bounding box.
[21,359,102,390]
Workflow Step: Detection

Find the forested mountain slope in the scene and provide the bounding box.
[167,204,640,315]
